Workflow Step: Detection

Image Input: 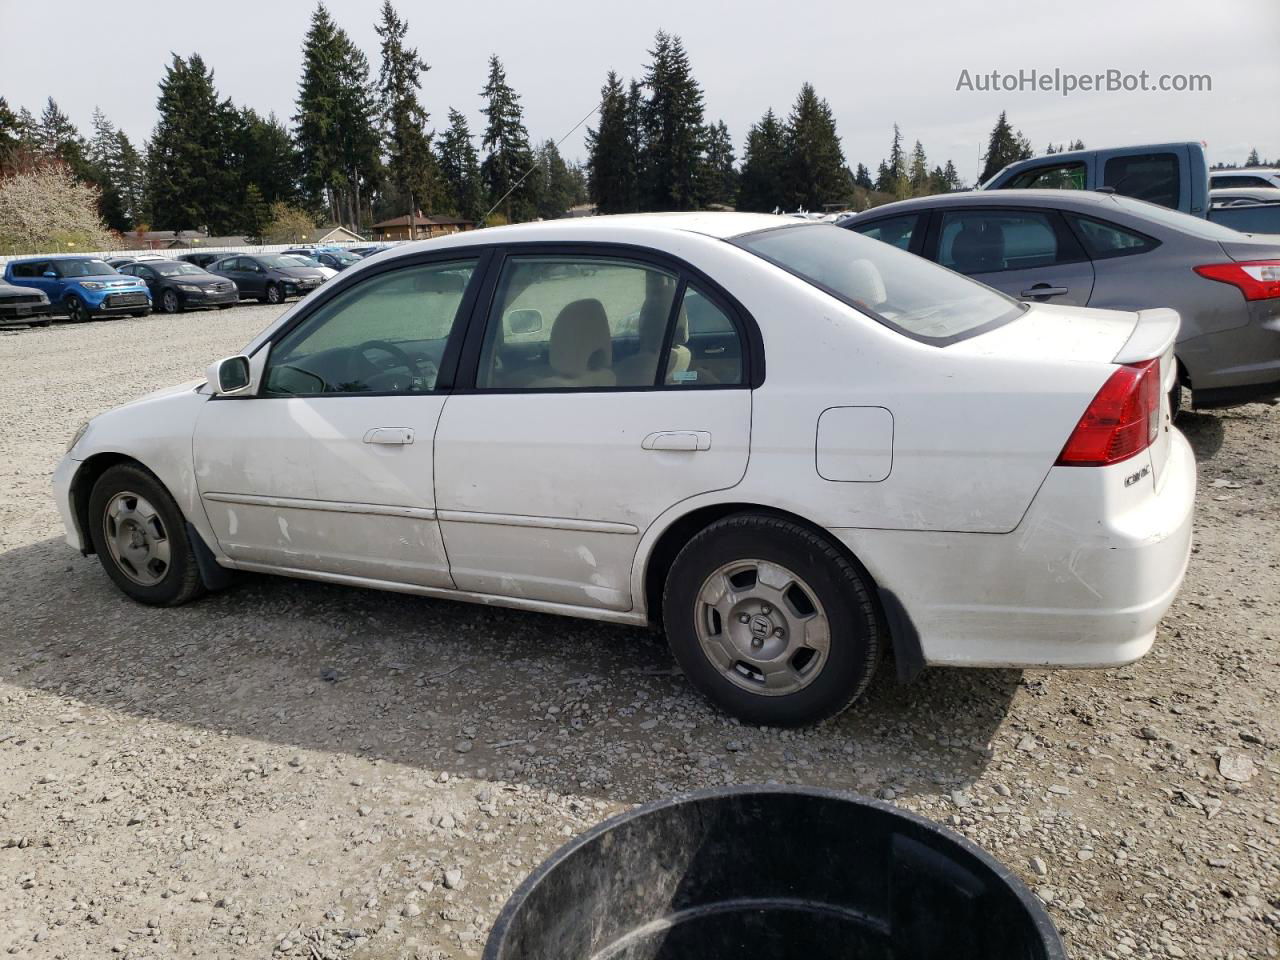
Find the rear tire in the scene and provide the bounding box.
[662,513,882,726]
[87,464,206,607]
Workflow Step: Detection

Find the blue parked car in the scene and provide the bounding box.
[3,255,151,321]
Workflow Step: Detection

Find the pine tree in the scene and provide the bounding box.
[1069,139,1085,151]
[533,139,576,219]
[87,108,128,230]
[437,107,485,222]
[586,71,637,214]
[147,55,238,231]
[877,124,907,195]
[737,109,786,212]
[236,110,300,207]
[115,132,147,229]
[479,55,535,222]
[908,139,929,196]
[979,111,1033,183]
[1246,147,1261,167]
[243,183,271,242]
[942,159,961,191]
[853,163,873,190]
[697,120,736,208]
[0,98,22,175]
[782,83,847,211]
[295,3,382,228]
[639,31,706,211]
[376,1,438,225]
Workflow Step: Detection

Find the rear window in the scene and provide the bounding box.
[733,223,1023,343]
[1107,195,1254,241]
[1103,152,1180,209]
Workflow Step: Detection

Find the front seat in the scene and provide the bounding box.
[615,302,692,385]
[949,222,1005,274]
[529,298,617,388]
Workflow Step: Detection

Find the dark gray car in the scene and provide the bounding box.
[0,279,52,326]
[209,254,327,305]
[844,190,1280,409]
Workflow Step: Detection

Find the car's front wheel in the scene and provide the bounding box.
[662,513,882,726]
[64,295,87,322]
[264,282,282,305]
[160,289,181,314]
[87,464,205,606]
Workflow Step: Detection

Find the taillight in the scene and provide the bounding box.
[1193,260,1280,300]
[1056,359,1161,467]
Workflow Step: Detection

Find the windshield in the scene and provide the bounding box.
[59,259,115,277]
[733,223,1023,343]
[329,252,359,264]
[1108,195,1253,240]
[261,255,310,268]
[153,262,205,276]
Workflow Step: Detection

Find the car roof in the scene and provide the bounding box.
[847,189,1157,219]
[7,254,103,263]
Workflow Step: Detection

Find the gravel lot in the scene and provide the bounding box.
[1,305,1277,959]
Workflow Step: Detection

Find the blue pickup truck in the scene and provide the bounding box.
[983,142,1210,218]
[3,255,152,321]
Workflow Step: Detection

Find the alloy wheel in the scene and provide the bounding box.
[693,559,831,696]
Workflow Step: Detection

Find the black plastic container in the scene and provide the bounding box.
[485,785,1066,960]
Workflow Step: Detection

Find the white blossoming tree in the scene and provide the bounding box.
[0,164,116,254]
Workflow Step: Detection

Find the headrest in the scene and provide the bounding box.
[841,259,887,307]
[549,299,612,377]
[950,223,1004,273]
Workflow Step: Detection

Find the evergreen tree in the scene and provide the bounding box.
[979,111,1033,182]
[479,55,535,222]
[0,98,22,175]
[1246,147,1261,166]
[697,120,736,207]
[639,31,705,211]
[908,139,929,195]
[877,124,907,195]
[942,158,961,191]
[533,139,576,219]
[243,183,271,242]
[567,162,589,206]
[436,107,485,222]
[782,83,847,210]
[1069,138,1085,151]
[737,108,786,212]
[87,108,129,230]
[295,3,382,228]
[376,0,438,223]
[236,110,300,207]
[147,55,238,231]
[115,133,147,229]
[586,71,637,214]
[853,163,873,190]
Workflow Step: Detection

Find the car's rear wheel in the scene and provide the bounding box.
[64,295,87,322]
[662,513,882,726]
[87,464,205,607]
[265,282,282,305]
[160,289,180,314]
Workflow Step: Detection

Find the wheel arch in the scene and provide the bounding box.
[69,452,138,555]
[643,501,899,635]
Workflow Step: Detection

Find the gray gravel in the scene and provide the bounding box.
[1,306,1277,959]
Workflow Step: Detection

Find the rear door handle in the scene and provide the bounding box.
[363,427,415,445]
[1021,285,1068,298]
[642,431,712,452]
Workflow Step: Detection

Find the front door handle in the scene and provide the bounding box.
[642,431,712,452]
[1021,284,1069,299]
[363,427,415,445]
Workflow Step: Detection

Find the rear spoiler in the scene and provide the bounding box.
[1114,307,1179,364]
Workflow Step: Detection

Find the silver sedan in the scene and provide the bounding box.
[844,190,1280,410]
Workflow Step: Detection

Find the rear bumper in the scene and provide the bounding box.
[834,431,1196,668]
[1181,303,1280,406]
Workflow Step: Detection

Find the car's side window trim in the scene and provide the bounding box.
[929,205,1090,272]
[221,250,492,401]
[451,241,764,393]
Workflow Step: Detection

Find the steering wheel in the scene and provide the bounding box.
[358,339,416,373]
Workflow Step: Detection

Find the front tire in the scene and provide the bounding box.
[662,513,882,726]
[264,282,282,305]
[160,289,181,314]
[64,295,87,322]
[87,464,206,606]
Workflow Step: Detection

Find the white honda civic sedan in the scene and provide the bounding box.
[54,213,1195,726]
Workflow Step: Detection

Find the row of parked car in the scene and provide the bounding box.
[0,244,392,325]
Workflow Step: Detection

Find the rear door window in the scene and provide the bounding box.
[1103,152,1181,209]
[1067,216,1159,259]
[937,209,1085,273]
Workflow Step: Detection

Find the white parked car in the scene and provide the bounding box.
[54,213,1196,726]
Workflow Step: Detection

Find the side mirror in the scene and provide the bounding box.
[506,308,544,336]
[206,355,251,396]
[43,271,57,278]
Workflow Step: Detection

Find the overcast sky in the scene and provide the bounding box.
[2,0,1278,182]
